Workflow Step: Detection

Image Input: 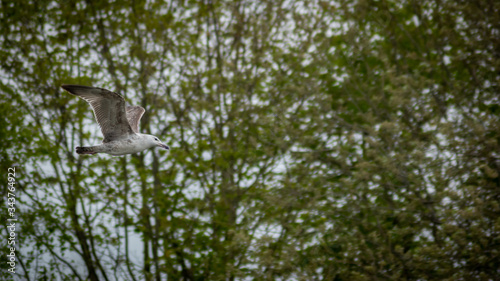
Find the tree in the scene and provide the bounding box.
[1,0,498,280]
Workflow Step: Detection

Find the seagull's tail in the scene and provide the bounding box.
[76,146,97,155]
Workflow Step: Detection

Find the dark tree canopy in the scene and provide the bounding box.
[1,0,499,280]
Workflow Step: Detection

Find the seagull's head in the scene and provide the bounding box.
[146,135,170,151]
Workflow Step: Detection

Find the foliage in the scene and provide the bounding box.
[1,0,499,280]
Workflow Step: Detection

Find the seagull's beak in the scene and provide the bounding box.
[158,143,170,150]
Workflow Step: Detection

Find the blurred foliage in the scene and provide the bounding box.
[1,0,499,280]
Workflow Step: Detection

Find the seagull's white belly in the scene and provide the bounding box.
[103,138,150,155]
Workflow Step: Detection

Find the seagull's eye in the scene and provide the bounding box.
[154,138,159,141]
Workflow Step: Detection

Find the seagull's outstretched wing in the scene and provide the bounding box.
[126,106,146,133]
[61,85,135,143]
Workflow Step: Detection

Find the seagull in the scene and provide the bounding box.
[61,84,170,156]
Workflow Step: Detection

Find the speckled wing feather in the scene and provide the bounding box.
[126,106,146,133]
[61,85,135,143]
